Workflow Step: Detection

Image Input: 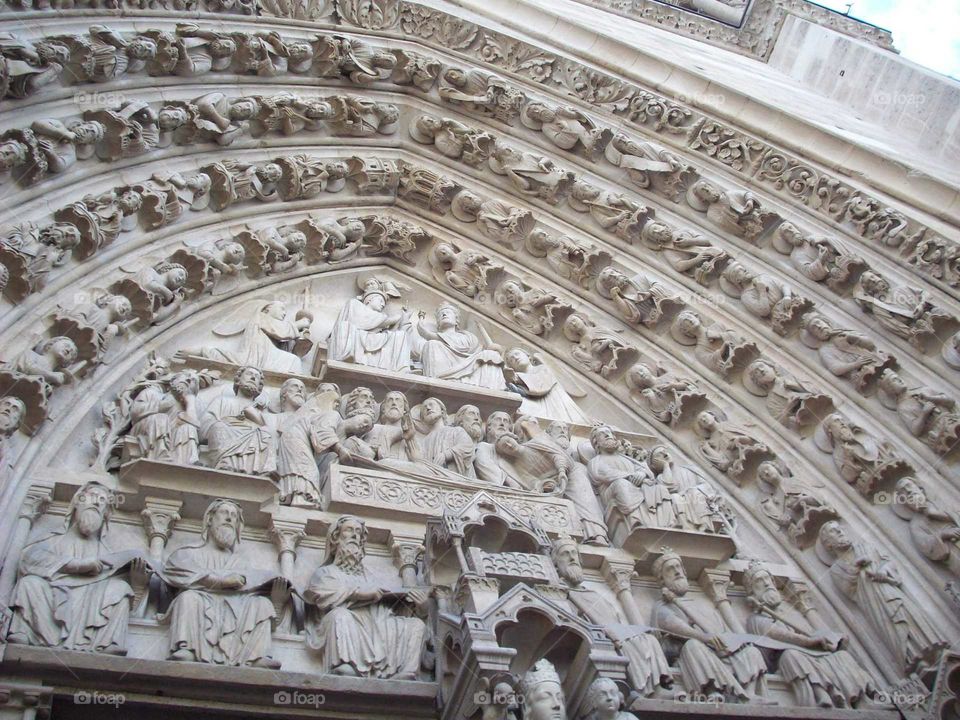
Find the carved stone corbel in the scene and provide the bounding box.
[269,519,307,580]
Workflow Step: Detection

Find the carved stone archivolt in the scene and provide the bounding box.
[0,3,958,719]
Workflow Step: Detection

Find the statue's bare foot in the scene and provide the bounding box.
[170,649,197,662]
[395,671,418,680]
[101,645,127,656]
[332,663,359,676]
[251,657,281,669]
[6,633,29,645]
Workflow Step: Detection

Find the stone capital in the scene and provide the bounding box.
[698,567,732,604]
[18,486,52,524]
[270,519,307,556]
[601,559,636,595]
[389,533,424,571]
[140,497,182,543]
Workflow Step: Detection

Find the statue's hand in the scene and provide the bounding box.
[270,577,292,614]
[940,527,960,542]
[404,588,430,608]
[129,557,150,591]
[219,573,246,590]
[706,635,728,654]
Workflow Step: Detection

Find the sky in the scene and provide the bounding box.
[811,0,960,79]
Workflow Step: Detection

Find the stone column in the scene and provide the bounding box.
[602,559,643,625]
[784,579,827,630]
[0,487,51,620]
[270,520,307,580]
[141,497,182,562]
[699,568,743,632]
[390,534,424,588]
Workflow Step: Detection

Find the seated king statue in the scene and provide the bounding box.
[303,515,429,679]
[8,482,145,654]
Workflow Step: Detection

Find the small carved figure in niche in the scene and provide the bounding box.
[169,25,237,76]
[942,331,960,370]
[891,477,960,578]
[625,363,706,427]
[315,34,395,83]
[568,180,648,243]
[303,216,364,264]
[671,311,758,381]
[755,461,838,548]
[648,446,728,534]
[720,262,811,336]
[743,561,877,707]
[525,229,608,288]
[772,223,866,292]
[232,32,289,76]
[582,677,638,720]
[0,222,81,301]
[203,160,282,211]
[416,303,506,389]
[505,348,588,424]
[544,423,609,544]
[496,279,568,337]
[452,191,536,248]
[237,226,308,275]
[521,102,613,160]
[816,414,909,497]
[587,424,662,529]
[200,366,275,475]
[157,93,248,147]
[519,660,567,720]
[428,242,500,299]
[563,313,637,379]
[304,515,429,679]
[273,381,341,506]
[801,313,895,394]
[3,336,78,393]
[413,397,476,477]
[326,96,399,136]
[0,395,25,464]
[3,119,103,186]
[236,94,328,138]
[743,360,834,436]
[168,239,246,296]
[53,292,132,367]
[597,266,683,328]
[393,50,441,91]
[163,499,285,668]
[0,34,69,100]
[8,482,145,654]
[817,521,947,674]
[439,67,525,122]
[687,180,772,241]
[327,280,416,373]
[489,144,575,204]
[605,132,696,202]
[84,101,160,161]
[277,156,349,201]
[652,549,768,702]
[641,221,729,285]
[694,410,772,479]
[113,261,187,327]
[410,115,495,166]
[877,370,960,455]
[855,270,955,351]
[552,537,670,696]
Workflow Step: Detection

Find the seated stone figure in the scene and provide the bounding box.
[200,366,275,475]
[304,515,429,679]
[9,482,144,654]
[327,285,415,373]
[743,561,876,708]
[587,425,663,530]
[652,549,767,703]
[413,396,476,477]
[415,303,506,389]
[162,499,283,668]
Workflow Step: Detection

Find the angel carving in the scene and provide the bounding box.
[625,362,706,427]
[504,348,590,424]
[409,115,495,167]
[51,292,133,371]
[428,242,501,299]
[496,278,570,336]
[188,299,312,374]
[235,226,307,275]
[604,132,696,202]
[525,229,610,289]
[489,144,575,204]
[111,261,188,327]
[168,238,246,296]
[301,216,365,265]
[671,310,759,381]
[596,266,683,328]
[743,359,834,436]
[562,313,638,379]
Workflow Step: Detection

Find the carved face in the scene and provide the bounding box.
[756,462,782,486]
[435,304,459,330]
[804,315,832,340]
[0,140,26,169]
[485,412,512,443]
[281,379,307,410]
[454,405,482,441]
[108,295,133,320]
[505,348,530,371]
[209,502,240,550]
[750,570,781,607]
[158,107,188,131]
[895,477,926,511]
[380,391,407,422]
[73,486,111,538]
[287,41,313,62]
[563,314,586,339]
[127,38,157,60]
[860,271,889,297]
[422,398,445,424]
[694,181,721,204]
[644,222,672,244]
[49,337,77,367]
[749,361,777,388]
[627,364,654,388]
[286,232,307,253]
[658,558,688,595]
[334,517,366,563]
[676,311,701,337]
[346,388,377,419]
[416,115,442,135]
[495,433,521,457]
[552,542,581,584]
[170,371,199,399]
[0,396,24,435]
[524,682,564,720]
[222,243,245,264]
[265,302,286,320]
[259,163,282,183]
[879,370,907,397]
[586,679,621,719]
[649,447,670,472]
[545,422,569,447]
[695,411,719,435]
[443,68,465,86]
[229,99,258,121]
[590,426,619,454]
[819,521,851,554]
[363,292,387,312]
[235,367,264,398]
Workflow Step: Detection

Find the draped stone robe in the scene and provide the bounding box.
[303,563,426,679]
[418,422,475,477]
[418,327,506,389]
[654,597,767,699]
[327,298,415,373]
[201,392,276,475]
[161,543,278,666]
[587,452,659,529]
[9,531,136,653]
[563,584,671,695]
[275,408,342,504]
[746,607,874,707]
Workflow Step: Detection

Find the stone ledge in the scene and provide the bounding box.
[628,697,900,719]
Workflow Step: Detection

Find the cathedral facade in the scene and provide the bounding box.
[0,0,957,718]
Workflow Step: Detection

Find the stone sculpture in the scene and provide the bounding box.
[519,659,566,720]
[877,370,960,455]
[625,363,706,427]
[743,360,834,436]
[544,422,609,544]
[587,425,661,530]
[671,311,759,381]
[771,223,865,292]
[604,132,695,202]
[200,300,310,374]
[649,446,729,534]
[416,303,506,389]
[521,101,613,160]
[720,262,811,336]
[200,366,275,475]
[801,314,895,394]
[438,67,525,123]
[496,278,569,337]
[8,482,144,654]
[652,549,767,702]
[162,499,284,668]
[755,462,839,548]
[327,278,416,373]
[694,410,772,479]
[817,522,947,675]
[855,271,953,351]
[891,478,960,577]
[505,348,588,424]
[641,221,729,284]
[817,414,908,496]
[563,313,638,379]
[410,115,495,166]
[304,515,428,679]
[582,677,638,720]
[596,266,683,328]
[525,229,608,288]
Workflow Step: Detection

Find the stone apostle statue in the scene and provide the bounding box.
[551,536,671,697]
[817,521,947,675]
[8,482,145,654]
[742,561,876,708]
[304,515,429,679]
[520,659,566,720]
[161,499,284,668]
[415,303,506,389]
[200,366,276,475]
[652,549,767,702]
